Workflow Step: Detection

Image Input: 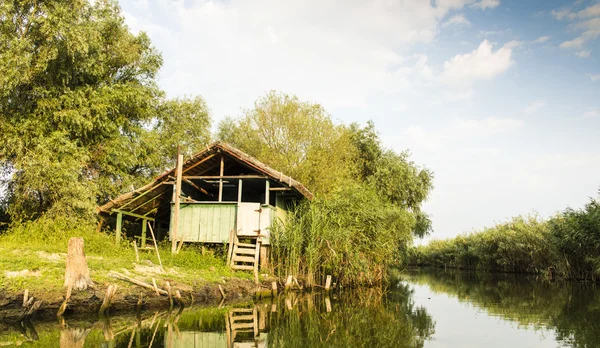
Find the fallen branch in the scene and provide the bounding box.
[109,271,167,296]
[147,222,164,271]
[99,285,118,315]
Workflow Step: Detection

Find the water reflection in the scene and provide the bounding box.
[2,270,599,347]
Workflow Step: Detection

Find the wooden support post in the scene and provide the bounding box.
[238,179,243,202]
[141,220,147,247]
[115,212,123,245]
[172,148,183,254]
[133,242,140,263]
[265,180,270,206]
[325,275,332,292]
[218,154,224,202]
[271,282,278,296]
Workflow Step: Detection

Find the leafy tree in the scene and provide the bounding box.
[218,91,356,196]
[0,0,211,221]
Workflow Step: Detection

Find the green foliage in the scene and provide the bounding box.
[271,183,415,286]
[0,0,211,222]
[217,91,358,196]
[409,194,600,281]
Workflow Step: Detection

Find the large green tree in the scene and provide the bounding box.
[218,91,357,196]
[0,0,210,221]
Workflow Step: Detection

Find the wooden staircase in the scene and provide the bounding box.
[228,230,261,283]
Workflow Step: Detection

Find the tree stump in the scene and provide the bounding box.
[64,237,93,291]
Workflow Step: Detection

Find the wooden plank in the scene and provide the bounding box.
[231,315,254,321]
[231,323,254,330]
[265,179,270,205]
[231,265,254,271]
[112,209,156,222]
[172,150,183,253]
[236,242,256,248]
[269,187,291,191]
[182,153,217,174]
[233,255,255,263]
[183,175,267,180]
[254,240,261,284]
[218,154,224,202]
[141,220,147,247]
[115,212,123,245]
[238,179,243,202]
[233,246,256,255]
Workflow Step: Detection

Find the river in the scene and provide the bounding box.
[2,269,599,347]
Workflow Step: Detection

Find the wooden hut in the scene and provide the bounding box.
[97,142,313,273]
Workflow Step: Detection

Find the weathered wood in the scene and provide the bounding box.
[218,285,226,299]
[108,271,168,295]
[265,180,270,205]
[253,240,261,284]
[22,289,29,308]
[269,187,291,191]
[234,246,256,255]
[152,278,161,296]
[176,235,184,253]
[238,179,243,202]
[113,209,155,222]
[325,275,332,291]
[165,281,173,309]
[325,297,332,313]
[182,152,217,174]
[182,177,211,197]
[141,221,147,247]
[57,283,72,317]
[59,327,89,348]
[227,229,235,264]
[115,212,123,245]
[136,292,143,309]
[260,245,269,269]
[272,282,278,296]
[64,237,93,291]
[183,175,267,180]
[99,285,117,315]
[133,242,140,263]
[285,276,293,291]
[231,265,254,271]
[172,150,184,254]
[233,255,256,263]
[147,222,163,271]
[218,154,224,202]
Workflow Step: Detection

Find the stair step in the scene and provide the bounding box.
[233,255,256,263]
[231,265,255,271]
[237,242,257,248]
[234,247,257,255]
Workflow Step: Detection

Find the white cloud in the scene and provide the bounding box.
[553,4,600,50]
[587,73,600,81]
[560,36,585,49]
[441,40,517,86]
[442,14,471,28]
[532,35,550,43]
[404,117,524,150]
[120,0,502,114]
[576,50,591,57]
[581,109,599,119]
[471,0,501,10]
[524,100,547,114]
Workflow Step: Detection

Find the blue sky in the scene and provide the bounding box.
[120,0,600,240]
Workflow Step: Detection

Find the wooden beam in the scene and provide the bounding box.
[129,194,162,214]
[269,187,291,191]
[112,209,156,222]
[182,177,213,197]
[265,180,270,206]
[182,153,217,174]
[116,212,123,245]
[119,182,168,210]
[238,179,243,203]
[172,149,183,254]
[141,220,147,247]
[218,154,224,202]
[183,175,267,180]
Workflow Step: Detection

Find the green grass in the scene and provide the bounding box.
[0,216,252,294]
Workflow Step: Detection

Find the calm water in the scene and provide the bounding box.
[2,269,600,347]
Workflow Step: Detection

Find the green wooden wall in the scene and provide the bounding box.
[171,203,237,243]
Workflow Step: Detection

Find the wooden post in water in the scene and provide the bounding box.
[172,147,183,254]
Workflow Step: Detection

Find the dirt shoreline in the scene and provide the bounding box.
[0,278,260,323]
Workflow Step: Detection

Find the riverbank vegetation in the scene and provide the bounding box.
[408,194,600,281]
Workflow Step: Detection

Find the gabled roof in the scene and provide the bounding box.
[97,142,313,218]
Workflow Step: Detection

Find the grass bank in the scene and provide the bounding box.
[408,194,600,281]
[0,216,255,318]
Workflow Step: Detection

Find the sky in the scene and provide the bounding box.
[119,0,600,241]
